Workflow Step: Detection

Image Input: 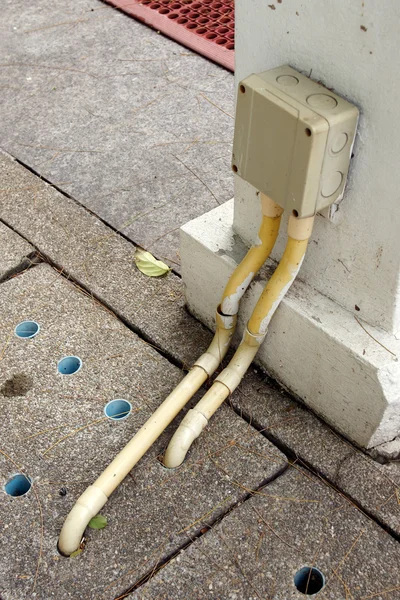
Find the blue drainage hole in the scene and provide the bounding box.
[294,567,325,595]
[104,399,132,421]
[5,474,32,497]
[57,356,82,375]
[14,321,40,339]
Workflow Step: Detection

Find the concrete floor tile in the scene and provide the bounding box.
[0,264,286,600]
[231,371,400,538]
[131,467,400,600]
[0,151,212,367]
[0,0,234,266]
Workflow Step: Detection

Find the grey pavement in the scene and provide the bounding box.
[1,2,400,600]
[0,150,211,368]
[132,467,400,600]
[1,146,400,600]
[0,0,235,269]
[0,264,286,600]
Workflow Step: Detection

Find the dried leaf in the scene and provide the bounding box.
[88,514,108,530]
[135,248,170,277]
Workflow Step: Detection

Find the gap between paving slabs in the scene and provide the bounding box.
[0,150,211,369]
[0,220,41,284]
[1,149,399,543]
[0,264,288,600]
[129,467,400,600]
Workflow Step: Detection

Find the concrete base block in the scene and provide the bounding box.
[180,200,400,449]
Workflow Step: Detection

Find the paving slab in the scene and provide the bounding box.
[231,372,400,538]
[0,150,212,368]
[1,150,399,543]
[131,467,400,600]
[0,0,234,267]
[0,221,34,281]
[0,264,287,600]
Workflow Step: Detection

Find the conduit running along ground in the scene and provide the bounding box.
[58,195,314,556]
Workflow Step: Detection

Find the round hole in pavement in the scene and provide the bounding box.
[14,320,40,339]
[294,567,325,595]
[5,474,31,497]
[57,356,82,376]
[104,399,132,421]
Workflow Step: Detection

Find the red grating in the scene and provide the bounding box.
[105,0,234,71]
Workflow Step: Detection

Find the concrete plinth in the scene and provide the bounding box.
[180,200,400,449]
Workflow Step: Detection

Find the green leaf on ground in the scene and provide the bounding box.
[88,514,108,530]
[134,248,170,277]
[70,548,83,558]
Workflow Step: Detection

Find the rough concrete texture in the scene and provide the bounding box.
[0,151,212,367]
[232,372,400,538]
[0,264,287,600]
[179,200,400,448]
[131,467,400,600]
[1,151,399,543]
[0,221,34,281]
[0,0,234,267]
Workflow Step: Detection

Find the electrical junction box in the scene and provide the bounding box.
[232,65,359,218]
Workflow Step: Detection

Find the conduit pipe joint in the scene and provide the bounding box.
[260,193,284,218]
[215,308,237,329]
[288,214,315,241]
[242,327,266,347]
[194,310,237,376]
[215,329,265,394]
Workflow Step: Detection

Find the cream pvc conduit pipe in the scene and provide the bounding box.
[163,213,315,469]
[58,194,282,556]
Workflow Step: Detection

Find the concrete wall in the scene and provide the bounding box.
[234,0,400,336]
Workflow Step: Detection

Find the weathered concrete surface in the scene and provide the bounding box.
[0,0,234,267]
[0,264,286,600]
[0,150,212,368]
[232,371,400,538]
[131,467,400,600]
[1,151,399,542]
[0,221,34,281]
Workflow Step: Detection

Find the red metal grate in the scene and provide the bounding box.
[105,0,234,71]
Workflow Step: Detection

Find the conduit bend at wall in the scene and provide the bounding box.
[163,213,315,469]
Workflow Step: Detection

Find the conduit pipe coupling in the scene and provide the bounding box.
[215,328,266,394]
[260,193,284,218]
[193,309,237,376]
[288,214,314,241]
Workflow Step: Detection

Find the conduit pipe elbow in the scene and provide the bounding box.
[163,409,208,469]
[194,310,237,376]
[58,485,108,556]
